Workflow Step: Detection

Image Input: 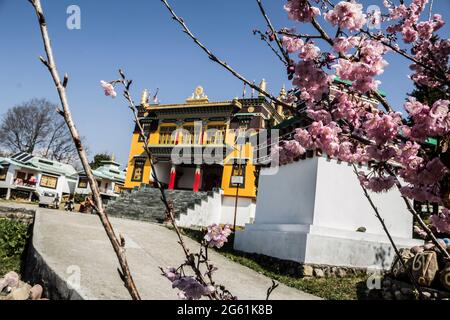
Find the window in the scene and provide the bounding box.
[114,184,123,194]
[229,163,246,188]
[206,125,226,145]
[138,123,152,142]
[159,126,177,145]
[78,178,88,189]
[40,175,58,189]
[181,126,201,144]
[131,160,145,182]
[0,166,8,181]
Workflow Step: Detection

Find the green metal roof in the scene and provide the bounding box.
[3,153,78,177]
[79,161,125,183]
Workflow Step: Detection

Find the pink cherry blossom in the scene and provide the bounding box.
[324,1,367,32]
[333,36,360,54]
[284,0,320,23]
[430,208,450,234]
[358,172,396,193]
[413,226,428,239]
[400,185,442,204]
[294,128,313,149]
[172,276,214,300]
[204,224,232,249]
[100,80,117,98]
[293,60,331,102]
[282,36,304,53]
[283,139,306,161]
[363,112,401,145]
[299,43,320,60]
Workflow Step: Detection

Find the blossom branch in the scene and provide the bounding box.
[352,165,423,297]
[115,71,240,300]
[277,29,323,40]
[160,0,296,113]
[384,165,450,261]
[256,0,290,66]
[28,0,141,300]
[253,30,287,65]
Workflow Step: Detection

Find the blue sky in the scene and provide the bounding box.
[0,0,449,167]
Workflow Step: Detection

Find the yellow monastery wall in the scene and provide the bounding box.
[124,133,152,189]
[124,123,258,198]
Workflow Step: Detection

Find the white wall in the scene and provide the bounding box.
[234,156,422,268]
[221,196,256,226]
[176,193,256,228]
[254,158,318,225]
[314,158,413,238]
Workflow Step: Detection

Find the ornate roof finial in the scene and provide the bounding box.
[258,79,267,97]
[141,89,149,106]
[279,84,286,99]
[186,86,209,103]
[111,153,116,162]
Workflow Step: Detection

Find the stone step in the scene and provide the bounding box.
[105,187,211,223]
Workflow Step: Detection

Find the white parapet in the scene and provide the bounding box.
[176,191,256,229]
[234,156,423,269]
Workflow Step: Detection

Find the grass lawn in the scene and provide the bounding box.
[0,218,30,276]
[175,227,372,300]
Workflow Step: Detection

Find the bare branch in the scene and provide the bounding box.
[160,0,296,113]
[352,165,424,297]
[384,165,450,261]
[29,0,141,300]
[255,0,290,66]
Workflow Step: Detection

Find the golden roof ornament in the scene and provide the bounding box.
[186,86,209,103]
[279,84,286,99]
[140,89,149,106]
[258,79,267,97]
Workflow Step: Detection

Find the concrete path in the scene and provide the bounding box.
[19,204,319,300]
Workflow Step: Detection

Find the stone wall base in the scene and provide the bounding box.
[235,224,423,269]
[379,277,450,300]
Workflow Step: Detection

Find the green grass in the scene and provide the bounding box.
[176,227,371,300]
[0,218,29,275]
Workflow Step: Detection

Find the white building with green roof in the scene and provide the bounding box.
[0,152,78,201]
[75,159,125,203]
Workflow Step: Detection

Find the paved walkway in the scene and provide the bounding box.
[9,203,319,300]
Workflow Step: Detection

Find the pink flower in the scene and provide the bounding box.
[100,80,117,98]
[324,1,367,32]
[293,60,331,102]
[403,99,450,142]
[294,128,313,149]
[307,109,332,124]
[172,276,214,300]
[363,113,401,145]
[401,22,418,43]
[282,36,304,53]
[284,0,320,23]
[400,185,442,203]
[283,140,306,161]
[299,43,320,60]
[333,36,360,54]
[308,121,341,157]
[358,172,396,193]
[413,226,428,239]
[204,224,232,249]
[162,267,181,282]
[162,267,215,300]
[430,208,450,234]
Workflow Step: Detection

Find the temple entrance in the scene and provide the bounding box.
[201,165,223,191]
